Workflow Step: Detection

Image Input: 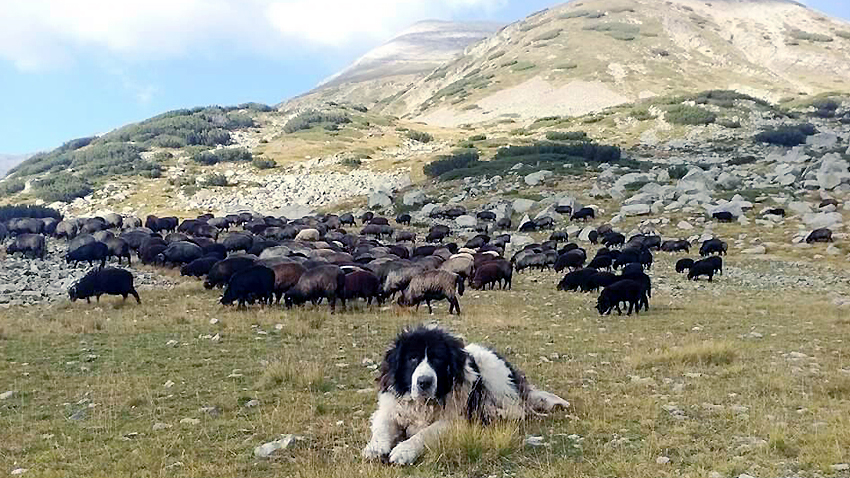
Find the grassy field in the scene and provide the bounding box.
[2,251,849,478]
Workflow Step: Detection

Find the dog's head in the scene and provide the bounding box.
[379,326,468,403]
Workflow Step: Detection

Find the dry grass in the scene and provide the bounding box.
[1,250,850,477]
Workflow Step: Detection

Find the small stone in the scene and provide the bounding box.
[209,318,220,325]
[165,340,178,347]
[0,391,15,400]
[524,435,546,447]
[10,469,28,476]
[211,334,221,343]
[152,422,172,431]
[274,323,284,331]
[831,464,850,471]
[253,434,304,458]
[164,380,175,389]
[244,399,260,408]
[742,245,766,254]
[200,406,220,417]
[656,456,670,465]
[180,418,201,426]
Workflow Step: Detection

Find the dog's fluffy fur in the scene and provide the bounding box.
[363,326,569,465]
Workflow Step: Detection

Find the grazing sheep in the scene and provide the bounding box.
[557,268,597,292]
[103,213,123,229]
[596,280,644,315]
[555,205,572,215]
[470,260,512,290]
[285,264,347,312]
[295,228,321,242]
[55,220,78,239]
[581,271,618,293]
[602,232,625,247]
[534,216,555,230]
[340,213,356,226]
[92,230,114,243]
[398,270,464,315]
[712,211,735,222]
[765,208,786,217]
[619,268,651,311]
[519,221,537,232]
[698,256,723,276]
[222,232,254,252]
[104,237,132,265]
[587,254,613,270]
[554,249,586,272]
[140,243,167,265]
[675,258,694,273]
[688,260,717,281]
[806,228,833,243]
[204,256,257,289]
[571,207,595,221]
[699,239,727,256]
[10,218,44,235]
[268,262,307,304]
[661,240,690,253]
[549,231,568,242]
[6,234,46,259]
[515,252,548,272]
[588,230,599,245]
[181,256,221,277]
[69,267,140,304]
[157,241,203,266]
[477,211,496,221]
[496,218,512,230]
[343,269,382,305]
[66,242,108,268]
[440,256,475,282]
[221,265,276,307]
[396,213,411,226]
[396,231,416,242]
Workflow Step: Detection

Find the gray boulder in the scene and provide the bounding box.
[513,198,535,214]
[524,170,553,186]
[402,190,427,207]
[716,172,742,190]
[803,211,843,229]
[620,204,651,216]
[816,154,850,191]
[367,191,392,209]
[455,215,478,228]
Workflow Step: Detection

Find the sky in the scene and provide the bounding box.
[0,0,848,155]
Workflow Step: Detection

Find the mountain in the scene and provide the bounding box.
[0,153,32,177]
[282,20,502,110]
[365,0,850,126]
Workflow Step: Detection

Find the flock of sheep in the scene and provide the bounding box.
[0,205,779,317]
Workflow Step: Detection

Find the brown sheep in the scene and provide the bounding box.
[285,264,346,312]
[439,256,474,282]
[398,270,465,315]
[270,262,306,304]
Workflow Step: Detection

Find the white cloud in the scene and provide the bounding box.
[0,0,507,71]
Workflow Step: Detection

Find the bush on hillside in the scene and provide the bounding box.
[718,119,742,129]
[406,130,434,143]
[32,174,92,203]
[667,165,689,180]
[202,174,230,187]
[283,110,351,133]
[665,105,717,125]
[424,149,480,177]
[0,204,62,222]
[468,134,487,141]
[545,131,588,141]
[754,124,817,146]
[0,179,25,196]
[252,158,276,170]
[192,148,253,165]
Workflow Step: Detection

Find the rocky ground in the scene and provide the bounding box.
[0,239,178,308]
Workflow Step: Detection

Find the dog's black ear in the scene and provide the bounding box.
[378,341,400,393]
[446,334,468,387]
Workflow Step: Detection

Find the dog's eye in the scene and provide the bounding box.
[407,357,418,364]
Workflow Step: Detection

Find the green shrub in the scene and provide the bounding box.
[202,174,229,187]
[0,179,25,196]
[168,174,196,187]
[153,151,174,162]
[535,30,562,42]
[252,158,277,170]
[423,149,480,177]
[0,205,62,222]
[192,148,253,165]
[754,124,816,146]
[665,105,716,125]
[283,110,351,133]
[555,63,578,70]
[351,105,368,113]
[546,131,588,141]
[694,90,770,107]
[511,62,536,72]
[32,174,92,202]
[631,107,655,121]
[718,119,742,128]
[135,161,162,178]
[560,9,589,19]
[468,134,487,141]
[837,31,850,40]
[583,22,640,41]
[667,165,689,180]
[406,130,434,143]
[487,51,505,61]
[496,141,620,163]
[788,29,832,42]
[340,157,362,168]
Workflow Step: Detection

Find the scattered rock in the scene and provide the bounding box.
[10,469,28,476]
[180,418,201,426]
[524,170,553,186]
[656,456,671,465]
[513,198,535,214]
[620,204,651,217]
[741,245,766,254]
[367,191,392,209]
[402,190,427,207]
[152,422,172,431]
[455,215,478,228]
[0,391,15,400]
[253,434,305,458]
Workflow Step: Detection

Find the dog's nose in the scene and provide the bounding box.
[417,376,434,391]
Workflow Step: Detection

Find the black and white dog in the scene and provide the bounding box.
[363,326,569,465]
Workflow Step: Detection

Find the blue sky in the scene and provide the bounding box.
[0,0,848,155]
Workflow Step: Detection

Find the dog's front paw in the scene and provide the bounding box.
[388,439,422,465]
[362,440,392,461]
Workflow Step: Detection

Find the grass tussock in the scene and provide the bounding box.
[633,341,737,368]
[425,421,520,469]
[258,357,331,392]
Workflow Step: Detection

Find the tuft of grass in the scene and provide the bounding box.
[258,358,331,392]
[425,421,520,469]
[665,104,716,125]
[633,341,737,368]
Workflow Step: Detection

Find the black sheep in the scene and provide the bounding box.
[806,228,833,243]
[675,258,694,273]
[140,244,167,265]
[557,268,596,292]
[588,230,599,244]
[6,234,46,259]
[571,207,595,221]
[554,249,586,272]
[181,256,221,277]
[550,231,568,242]
[221,265,276,307]
[496,218,512,230]
[519,221,537,232]
[619,269,651,311]
[700,239,727,256]
[66,242,109,268]
[688,260,717,281]
[596,279,644,315]
[157,241,203,266]
[661,240,690,253]
[104,237,132,265]
[581,271,617,292]
[343,270,382,305]
[69,267,140,304]
[477,211,496,222]
[204,256,256,289]
[602,232,625,247]
[339,213,356,226]
[395,213,411,226]
[587,255,613,271]
[470,261,512,290]
[765,208,786,217]
[712,211,735,222]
